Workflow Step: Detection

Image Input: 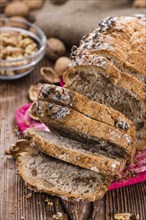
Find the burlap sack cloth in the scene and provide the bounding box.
[30,0,145,46]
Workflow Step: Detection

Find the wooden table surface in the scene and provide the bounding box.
[0,57,145,220]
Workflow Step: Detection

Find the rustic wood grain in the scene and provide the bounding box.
[0,57,145,220]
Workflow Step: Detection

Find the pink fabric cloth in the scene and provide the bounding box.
[15,103,146,190]
[15,103,49,134]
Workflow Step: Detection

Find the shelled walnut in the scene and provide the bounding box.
[0,32,38,60]
[0,32,39,76]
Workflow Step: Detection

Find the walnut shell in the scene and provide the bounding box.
[28,83,42,101]
[46,38,66,61]
[5,1,29,17]
[54,56,70,78]
[40,67,60,84]
[24,0,44,10]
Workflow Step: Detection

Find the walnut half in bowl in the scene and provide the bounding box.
[0,18,46,80]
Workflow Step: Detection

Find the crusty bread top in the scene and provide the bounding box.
[10,140,110,202]
[64,52,146,102]
[68,15,146,78]
[30,101,136,157]
[38,84,135,134]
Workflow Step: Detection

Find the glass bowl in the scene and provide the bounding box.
[0,18,47,80]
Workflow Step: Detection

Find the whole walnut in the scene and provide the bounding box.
[24,0,44,10]
[6,16,28,29]
[5,1,29,17]
[50,0,68,5]
[46,38,66,61]
[54,56,70,78]
[133,0,146,8]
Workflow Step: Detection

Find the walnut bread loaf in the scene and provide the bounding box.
[26,128,127,176]
[10,15,144,203]
[64,15,146,150]
[10,139,110,202]
[65,15,146,83]
[30,101,136,158]
[38,84,135,135]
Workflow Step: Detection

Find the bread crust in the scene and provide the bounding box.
[38,84,135,135]
[64,55,146,103]
[26,128,127,176]
[68,15,146,80]
[10,140,110,202]
[30,101,136,157]
[63,16,146,150]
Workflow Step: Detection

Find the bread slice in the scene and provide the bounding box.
[64,56,146,121]
[10,139,111,202]
[30,101,136,158]
[38,84,135,135]
[64,57,146,150]
[26,128,127,176]
[69,15,146,82]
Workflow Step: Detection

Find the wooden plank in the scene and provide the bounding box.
[0,57,145,220]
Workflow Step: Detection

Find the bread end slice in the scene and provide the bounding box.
[10,140,111,202]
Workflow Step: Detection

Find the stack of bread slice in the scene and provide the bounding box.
[10,84,136,202]
[64,15,146,150]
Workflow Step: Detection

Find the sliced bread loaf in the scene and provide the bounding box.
[10,139,110,202]
[30,101,136,158]
[64,56,146,124]
[69,15,146,83]
[26,128,127,176]
[64,56,146,150]
[38,84,135,135]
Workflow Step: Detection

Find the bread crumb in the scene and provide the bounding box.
[90,166,99,172]
[47,201,53,206]
[26,192,32,199]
